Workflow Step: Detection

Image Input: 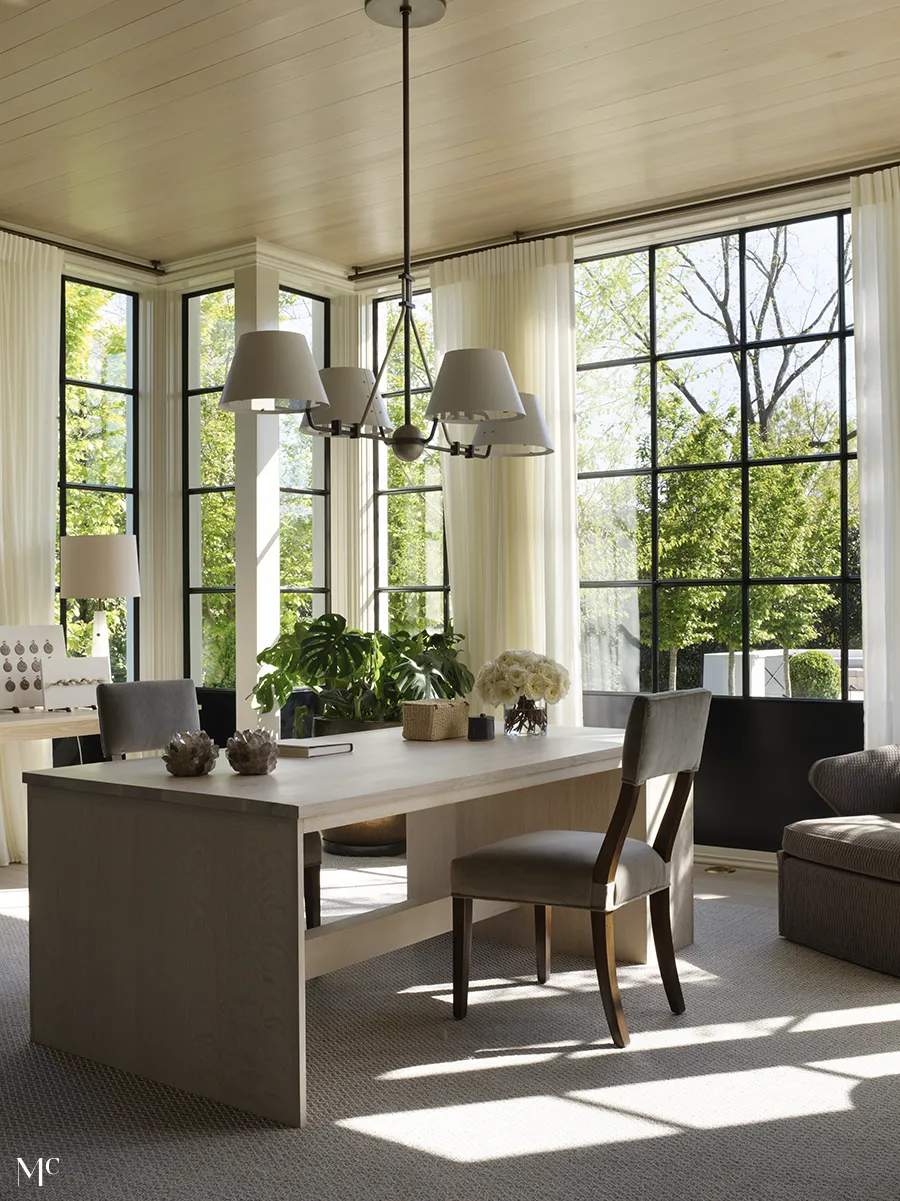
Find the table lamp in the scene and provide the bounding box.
[59,534,141,663]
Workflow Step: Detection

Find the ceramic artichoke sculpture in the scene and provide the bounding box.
[162,730,219,777]
[226,728,279,775]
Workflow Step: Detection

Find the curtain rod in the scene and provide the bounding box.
[347,154,900,283]
[0,222,164,276]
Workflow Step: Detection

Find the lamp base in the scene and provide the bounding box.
[92,609,111,666]
[365,0,446,28]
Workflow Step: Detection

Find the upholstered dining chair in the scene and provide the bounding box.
[450,688,712,1047]
[96,680,323,929]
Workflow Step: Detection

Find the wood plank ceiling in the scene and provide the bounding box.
[0,0,898,268]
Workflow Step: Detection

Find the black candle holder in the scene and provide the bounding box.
[468,714,495,741]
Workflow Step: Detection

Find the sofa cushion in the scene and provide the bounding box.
[451,829,669,911]
[783,814,900,885]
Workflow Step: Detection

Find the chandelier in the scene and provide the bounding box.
[220,0,553,462]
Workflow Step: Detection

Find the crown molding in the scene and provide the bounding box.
[159,239,354,295]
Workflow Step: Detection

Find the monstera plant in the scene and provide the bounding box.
[251,613,474,729]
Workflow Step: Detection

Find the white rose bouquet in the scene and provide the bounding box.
[475,649,570,736]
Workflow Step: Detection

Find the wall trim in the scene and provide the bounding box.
[694,845,779,873]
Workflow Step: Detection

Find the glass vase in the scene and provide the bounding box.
[504,696,548,737]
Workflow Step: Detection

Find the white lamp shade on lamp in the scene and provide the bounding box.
[59,534,141,600]
[219,330,329,414]
[302,367,391,434]
[425,349,526,424]
[472,392,554,456]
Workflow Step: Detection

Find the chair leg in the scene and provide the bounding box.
[303,863,321,930]
[535,905,551,983]
[452,896,472,1020]
[590,911,629,1047]
[650,888,685,1015]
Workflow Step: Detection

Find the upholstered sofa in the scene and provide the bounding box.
[778,745,900,976]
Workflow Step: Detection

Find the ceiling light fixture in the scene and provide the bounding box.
[221,0,553,462]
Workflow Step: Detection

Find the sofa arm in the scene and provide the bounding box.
[809,746,900,816]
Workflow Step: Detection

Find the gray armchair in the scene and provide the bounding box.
[778,746,900,976]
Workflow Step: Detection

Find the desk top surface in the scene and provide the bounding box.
[24,726,625,824]
[0,708,99,742]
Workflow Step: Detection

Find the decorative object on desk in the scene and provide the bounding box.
[162,730,219,777]
[0,624,65,710]
[40,655,112,711]
[467,713,495,741]
[402,698,469,741]
[475,649,571,737]
[59,534,141,665]
[226,728,279,775]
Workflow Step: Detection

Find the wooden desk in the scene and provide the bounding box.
[0,709,99,743]
[25,726,692,1127]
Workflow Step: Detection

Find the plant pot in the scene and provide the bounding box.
[316,717,407,855]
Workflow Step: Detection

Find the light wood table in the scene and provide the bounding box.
[0,709,99,742]
[25,726,693,1127]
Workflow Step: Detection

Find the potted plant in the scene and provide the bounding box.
[251,614,474,854]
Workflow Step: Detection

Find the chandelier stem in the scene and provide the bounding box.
[401,1,413,429]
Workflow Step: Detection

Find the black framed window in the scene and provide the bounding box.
[576,212,859,701]
[59,277,139,681]
[182,286,330,689]
[372,291,449,633]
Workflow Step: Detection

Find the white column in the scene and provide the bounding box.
[234,264,281,730]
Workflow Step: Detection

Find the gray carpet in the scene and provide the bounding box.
[1,898,899,1200]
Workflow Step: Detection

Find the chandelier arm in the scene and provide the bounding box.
[409,309,434,390]
[363,304,405,431]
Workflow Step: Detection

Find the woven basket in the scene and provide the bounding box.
[402,698,469,741]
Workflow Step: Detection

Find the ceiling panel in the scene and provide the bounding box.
[0,0,898,267]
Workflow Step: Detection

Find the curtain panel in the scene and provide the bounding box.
[431,237,582,725]
[852,167,900,748]
[0,233,63,863]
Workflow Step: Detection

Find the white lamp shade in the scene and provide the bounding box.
[219,330,329,414]
[472,392,554,456]
[425,349,525,424]
[302,367,391,435]
[59,534,141,599]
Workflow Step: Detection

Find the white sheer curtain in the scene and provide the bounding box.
[432,237,582,724]
[852,168,900,748]
[0,233,63,863]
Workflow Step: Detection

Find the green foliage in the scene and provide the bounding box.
[789,649,841,700]
[251,613,474,722]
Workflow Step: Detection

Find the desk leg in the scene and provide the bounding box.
[28,784,306,1127]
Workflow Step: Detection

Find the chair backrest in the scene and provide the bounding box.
[593,689,712,886]
[809,746,900,816]
[97,679,201,758]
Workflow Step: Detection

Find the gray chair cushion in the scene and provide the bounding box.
[783,814,900,885]
[809,746,900,817]
[303,832,322,867]
[622,689,712,785]
[451,830,669,912]
[97,679,201,757]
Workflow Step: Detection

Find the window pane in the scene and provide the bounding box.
[748,462,841,577]
[281,417,324,491]
[64,281,131,387]
[658,468,741,579]
[747,340,840,457]
[847,580,862,700]
[659,585,741,693]
[575,254,649,364]
[281,493,326,589]
[847,459,859,575]
[188,392,234,488]
[188,289,235,390]
[656,235,740,353]
[745,218,839,340]
[748,584,841,698]
[580,587,651,692]
[65,487,129,536]
[657,354,740,466]
[843,216,853,329]
[378,294,433,392]
[280,590,327,637]
[384,590,444,635]
[188,592,235,689]
[578,476,650,581]
[65,386,130,486]
[280,289,326,367]
[188,491,235,588]
[64,597,130,683]
[381,491,444,587]
[577,364,650,473]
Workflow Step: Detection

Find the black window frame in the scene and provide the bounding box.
[59,274,140,679]
[576,208,858,701]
